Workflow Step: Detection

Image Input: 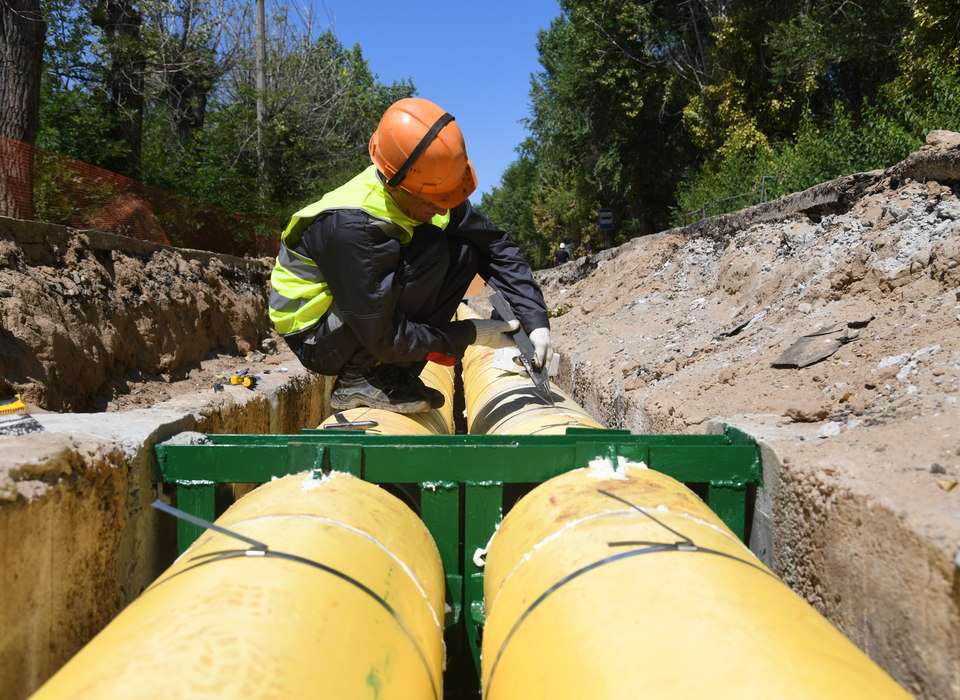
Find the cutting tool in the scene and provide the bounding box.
[488,291,555,405]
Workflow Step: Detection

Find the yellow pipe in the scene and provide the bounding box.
[456,299,906,696]
[480,462,910,699]
[32,471,446,700]
[320,360,456,435]
[457,304,603,435]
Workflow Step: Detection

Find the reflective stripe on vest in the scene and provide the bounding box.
[269,165,451,336]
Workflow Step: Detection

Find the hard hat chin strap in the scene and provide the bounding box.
[386,112,455,189]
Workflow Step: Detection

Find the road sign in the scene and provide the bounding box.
[599,208,614,230]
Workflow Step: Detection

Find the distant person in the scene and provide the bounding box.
[554,242,571,266]
[269,97,554,414]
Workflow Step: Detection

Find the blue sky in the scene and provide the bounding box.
[317,1,561,198]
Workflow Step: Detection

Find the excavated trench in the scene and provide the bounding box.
[3,136,960,698]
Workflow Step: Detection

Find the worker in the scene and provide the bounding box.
[554,242,571,266]
[269,97,553,414]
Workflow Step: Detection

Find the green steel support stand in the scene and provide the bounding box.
[172,480,215,548]
[155,427,761,697]
[707,483,749,541]
[464,482,504,677]
[420,481,462,625]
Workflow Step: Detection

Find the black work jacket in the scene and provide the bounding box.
[295,199,549,364]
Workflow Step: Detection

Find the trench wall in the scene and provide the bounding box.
[1,215,332,697]
[0,371,329,699]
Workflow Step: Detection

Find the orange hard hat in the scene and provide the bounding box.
[369,97,478,208]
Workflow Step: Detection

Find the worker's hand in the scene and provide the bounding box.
[529,327,553,369]
[470,319,520,348]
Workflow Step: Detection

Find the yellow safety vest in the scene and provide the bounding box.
[269,165,451,335]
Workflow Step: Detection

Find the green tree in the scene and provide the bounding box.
[766,0,910,127]
[1,0,46,218]
[896,0,960,88]
[36,0,415,248]
[90,0,146,178]
[477,145,543,267]
[528,1,697,249]
[38,0,123,165]
[505,0,934,245]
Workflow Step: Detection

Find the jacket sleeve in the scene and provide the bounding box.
[448,202,550,333]
[299,210,475,363]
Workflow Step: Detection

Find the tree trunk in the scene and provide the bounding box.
[93,0,145,179]
[0,0,46,219]
[163,65,213,140]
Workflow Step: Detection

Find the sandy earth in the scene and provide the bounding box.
[530,147,960,547]
[0,224,274,412]
[544,178,960,452]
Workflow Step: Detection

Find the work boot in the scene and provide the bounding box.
[330,364,430,414]
[377,364,445,410]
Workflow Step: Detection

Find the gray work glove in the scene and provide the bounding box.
[529,327,554,369]
[470,319,520,348]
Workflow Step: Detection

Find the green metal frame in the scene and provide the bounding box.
[154,427,760,688]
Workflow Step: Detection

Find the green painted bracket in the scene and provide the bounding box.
[154,427,760,684]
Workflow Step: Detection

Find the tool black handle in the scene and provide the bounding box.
[488,292,537,360]
[488,292,552,403]
[322,421,379,430]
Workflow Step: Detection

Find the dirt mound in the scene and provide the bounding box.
[0,222,274,412]
[535,135,960,537]
[536,137,960,465]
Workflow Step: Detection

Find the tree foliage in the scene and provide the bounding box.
[21,1,960,258]
[481,0,959,265]
[476,143,542,266]
[34,0,413,231]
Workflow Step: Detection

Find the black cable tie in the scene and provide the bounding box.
[607,540,684,548]
[484,542,779,696]
[597,488,694,547]
[151,499,268,551]
[144,545,439,700]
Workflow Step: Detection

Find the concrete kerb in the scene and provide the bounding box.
[0,363,328,699]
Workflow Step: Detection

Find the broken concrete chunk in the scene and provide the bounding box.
[847,314,875,328]
[878,354,910,369]
[818,422,842,438]
[0,472,17,501]
[160,431,212,446]
[926,130,960,149]
[773,323,859,368]
[784,402,831,422]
